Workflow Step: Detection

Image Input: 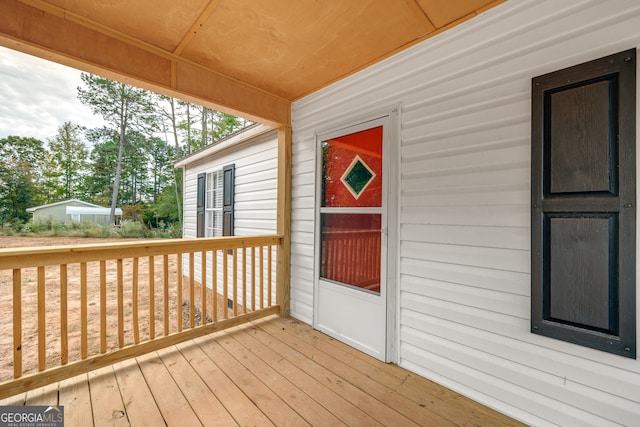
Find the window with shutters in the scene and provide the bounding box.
[206,169,224,237]
[196,164,235,238]
[531,49,636,358]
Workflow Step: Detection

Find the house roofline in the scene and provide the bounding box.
[26,199,106,213]
[174,123,274,168]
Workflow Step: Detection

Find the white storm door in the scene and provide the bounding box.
[314,117,389,361]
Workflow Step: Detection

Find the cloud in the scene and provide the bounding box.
[0,46,107,142]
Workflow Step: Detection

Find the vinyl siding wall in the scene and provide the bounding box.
[182,129,278,305]
[289,1,640,425]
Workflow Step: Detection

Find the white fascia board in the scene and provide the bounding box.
[174,123,274,168]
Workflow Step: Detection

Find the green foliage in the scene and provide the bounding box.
[148,173,182,224]
[4,218,181,239]
[46,122,89,200]
[16,219,117,238]
[117,220,151,238]
[0,136,46,224]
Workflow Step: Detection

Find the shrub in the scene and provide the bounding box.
[1,219,181,239]
[116,220,153,238]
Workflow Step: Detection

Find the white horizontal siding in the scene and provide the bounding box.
[180,129,278,302]
[182,130,278,239]
[290,0,640,425]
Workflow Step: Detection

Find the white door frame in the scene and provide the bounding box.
[313,106,400,363]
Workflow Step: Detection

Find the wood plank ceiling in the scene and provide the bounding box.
[0,0,503,125]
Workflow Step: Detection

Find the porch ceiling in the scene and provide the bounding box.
[0,0,503,125]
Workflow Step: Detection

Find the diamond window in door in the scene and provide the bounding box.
[340,155,376,199]
[322,126,382,208]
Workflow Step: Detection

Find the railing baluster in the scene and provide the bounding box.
[164,254,169,335]
[212,250,217,322]
[117,259,124,348]
[80,262,87,359]
[60,264,68,365]
[233,248,238,317]
[177,253,182,333]
[242,247,247,314]
[201,251,207,324]
[268,245,273,307]
[251,247,256,312]
[149,255,155,340]
[133,257,139,344]
[13,269,21,378]
[189,253,195,328]
[223,249,228,320]
[37,266,45,371]
[260,247,264,309]
[100,261,107,354]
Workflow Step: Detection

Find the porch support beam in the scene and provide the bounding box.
[0,0,291,126]
[276,126,292,317]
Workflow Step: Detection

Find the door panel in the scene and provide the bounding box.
[315,118,389,361]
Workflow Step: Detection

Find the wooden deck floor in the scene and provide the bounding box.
[0,316,525,426]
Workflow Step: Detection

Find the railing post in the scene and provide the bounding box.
[276,126,291,317]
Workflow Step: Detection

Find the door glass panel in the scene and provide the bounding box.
[320,213,381,293]
[322,126,383,208]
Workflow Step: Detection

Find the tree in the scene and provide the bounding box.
[119,131,149,206]
[155,95,185,224]
[0,136,46,223]
[77,73,156,224]
[150,173,183,226]
[85,127,118,206]
[209,110,246,142]
[146,136,174,203]
[47,122,89,200]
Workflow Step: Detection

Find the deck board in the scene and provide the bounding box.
[176,340,274,426]
[230,323,374,426]
[194,334,310,426]
[136,351,203,426]
[156,346,237,427]
[59,374,93,427]
[88,366,128,427]
[24,382,58,406]
[112,358,164,427]
[2,316,526,426]
[219,327,343,426]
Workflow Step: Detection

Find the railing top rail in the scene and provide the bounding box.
[0,235,282,269]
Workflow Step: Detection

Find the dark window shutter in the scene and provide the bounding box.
[531,49,636,358]
[196,172,206,238]
[222,164,235,236]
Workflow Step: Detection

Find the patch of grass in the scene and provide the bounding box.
[2,219,181,239]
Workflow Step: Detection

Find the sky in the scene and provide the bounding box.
[0,45,107,142]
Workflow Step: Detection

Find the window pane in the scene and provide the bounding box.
[320,213,381,293]
[213,211,223,236]
[322,126,382,208]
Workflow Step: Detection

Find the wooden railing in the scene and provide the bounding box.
[0,235,281,398]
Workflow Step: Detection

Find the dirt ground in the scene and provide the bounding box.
[0,236,232,381]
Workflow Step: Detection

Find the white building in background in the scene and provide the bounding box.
[176,123,278,307]
[27,199,122,226]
